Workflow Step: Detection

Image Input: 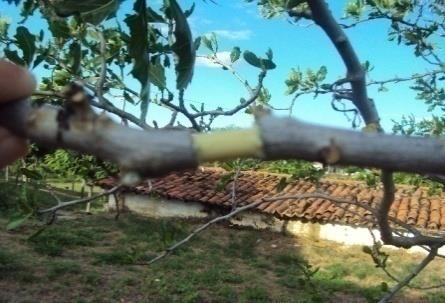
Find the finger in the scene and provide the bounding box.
[0,127,28,168]
[0,60,36,102]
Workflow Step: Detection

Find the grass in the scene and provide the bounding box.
[0,210,444,302]
[0,247,24,273]
[47,260,81,278]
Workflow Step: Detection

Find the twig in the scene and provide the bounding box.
[143,191,437,266]
[34,88,152,130]
[231,167,241,210]
[367,69,445,87]
[95,29,107,105]
[113,190,121,220]
[166,111,178,127]
[142,197,270,265]
[368,229,445,291]
[191,70,266,118]
[378,246,439,303]
[38,185,122,213]
[197,54,254,95]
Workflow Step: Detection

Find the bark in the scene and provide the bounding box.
[3,100,445,177]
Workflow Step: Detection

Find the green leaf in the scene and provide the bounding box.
[53,0,120,25]
[48,19,71,40]
[201,35,214,52]
[33,54,46,69]
[362,246,372,254]
[216,172,235,192]
[149,57,166,89]
[0,18,10,37]
[276,177,288,193]
[124,0,150,99]
[20,0,38,22]
[147,7,165,23]
[230,46,241,63]
[285,68,302,95]
[380,282,389,292]
[6,213,32,231]
[38,29,44,41]
[190,104,199,112]
[266,48,273,60]
[243,50,276,70]
[193,37,201,51]
[15,26,36,66]
[123,91,135,104]
[317,65,327,81]
[243,51,260,67]
[20,168,43,180]
[168,0,195,89]
[4,49,25,66]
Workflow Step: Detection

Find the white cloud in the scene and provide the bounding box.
[212,30,252,40]
[196,51,232,68]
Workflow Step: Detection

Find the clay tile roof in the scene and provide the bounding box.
[97,167,445,233]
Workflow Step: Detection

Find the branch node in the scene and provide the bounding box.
[320,139,342,164]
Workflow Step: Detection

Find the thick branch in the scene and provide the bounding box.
[258,115,445,177]
[5,101,445,177]
[307,0,380,126]
[34,89,151,130]
[375,172,445,248]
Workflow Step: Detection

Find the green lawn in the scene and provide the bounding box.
[0,210,445,302]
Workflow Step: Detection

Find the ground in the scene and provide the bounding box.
[1,206,445,303]
[0,180,444,302]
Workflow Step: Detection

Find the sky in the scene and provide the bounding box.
[1,0,443,131]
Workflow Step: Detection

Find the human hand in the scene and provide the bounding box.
[0,60,35,168]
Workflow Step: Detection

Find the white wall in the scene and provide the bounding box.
[110,194,445,255]
[109,193,208,218]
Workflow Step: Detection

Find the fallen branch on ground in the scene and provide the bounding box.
[143,191,445,265]
[378,246,439,303]
[368,230,445,291]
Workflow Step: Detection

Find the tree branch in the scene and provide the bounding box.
[375,172,445,248]
[34,89,152,130]
[95,29,107,105]
[368,230,445,291]
[191,70,266,118]
[307,0,380,126]
[378,246,439,303]
[6,101,445,177]
[142,189,441,266]
[39,185,122,213]
[197,54,255,95]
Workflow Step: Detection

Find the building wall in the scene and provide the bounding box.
[109,193,209,218]
[109,194,445,255]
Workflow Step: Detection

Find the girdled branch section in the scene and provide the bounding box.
[1,100,445,178]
